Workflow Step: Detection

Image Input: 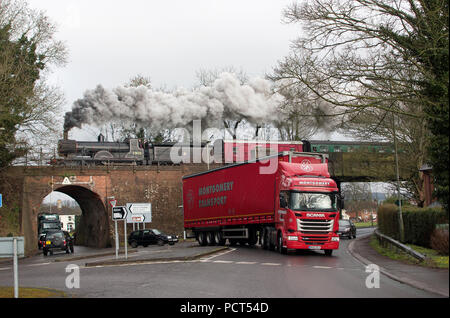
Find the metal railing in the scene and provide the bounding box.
[374,229,426,261]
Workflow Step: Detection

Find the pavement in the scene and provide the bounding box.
[0,240,227,267]
[349,234,449,297]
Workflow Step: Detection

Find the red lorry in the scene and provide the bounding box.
[182,151,342,256]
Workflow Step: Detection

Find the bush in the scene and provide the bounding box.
[378,204,448,247]
[430,229,449,255]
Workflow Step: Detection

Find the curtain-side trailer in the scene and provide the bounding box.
[182,151,342,256]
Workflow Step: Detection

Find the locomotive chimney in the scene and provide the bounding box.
[63,129,68,140]
[98,133,105,142]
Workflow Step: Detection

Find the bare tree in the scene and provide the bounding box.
[1,0,68,167]
[273,0,448,209]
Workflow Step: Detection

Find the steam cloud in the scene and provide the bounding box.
[64,73,286,133]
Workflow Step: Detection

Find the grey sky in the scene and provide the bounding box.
[27,0,308,140]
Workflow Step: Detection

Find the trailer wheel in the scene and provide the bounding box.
[214,232,225,246]
[197,232,207,246]
[206,232,215,246]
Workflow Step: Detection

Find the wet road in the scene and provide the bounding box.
[0,228,440,298]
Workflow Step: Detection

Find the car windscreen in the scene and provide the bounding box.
[339,220,350,226]
[152,229,161,235]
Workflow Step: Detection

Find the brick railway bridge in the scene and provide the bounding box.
[2,151,408,256]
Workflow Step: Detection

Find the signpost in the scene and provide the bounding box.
[0,237,24,298]
[126,203,152,229]
[108,201,151,261]
[112,206,128,259]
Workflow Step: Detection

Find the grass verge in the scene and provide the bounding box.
[369,235,449,269]
[0,286,67,298]
[354,221,377,228]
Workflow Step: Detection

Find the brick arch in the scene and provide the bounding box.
[54,185,110,248]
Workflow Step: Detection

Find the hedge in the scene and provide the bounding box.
[378,204,448,248]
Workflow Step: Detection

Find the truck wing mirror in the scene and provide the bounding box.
[339,199,344,210]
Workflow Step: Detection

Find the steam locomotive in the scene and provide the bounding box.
[53,134,311,166]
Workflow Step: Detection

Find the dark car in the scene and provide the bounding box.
[338,219,357,239]
[38,229,61,249]
[42,230,74,256]
[128,229,178,248]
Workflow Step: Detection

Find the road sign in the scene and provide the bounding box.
[0,237,24,258]
[109,199,117,208]
[0,237,24,298]
[62,177,71,185]
[0,194,2,208]
[131,215,145,222]
[126,203,152,223]
[112,206,127,220]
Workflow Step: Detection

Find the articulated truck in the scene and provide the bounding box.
[182,151,342,256]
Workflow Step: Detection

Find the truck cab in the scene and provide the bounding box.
[273,154,341,255]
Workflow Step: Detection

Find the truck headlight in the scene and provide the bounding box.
[288,236,298,241]
[331,237,340,242]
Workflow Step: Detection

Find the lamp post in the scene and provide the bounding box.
[392,113,405,242]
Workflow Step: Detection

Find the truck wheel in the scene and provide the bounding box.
[324,250,333,256]
[278,233,287,255]
[248,229,258,246]
[157,239,164,246]
[131,241,138,248]
[206,232,215,246]
[261,229,269,250]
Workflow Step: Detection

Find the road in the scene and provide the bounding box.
[0,228,440,298]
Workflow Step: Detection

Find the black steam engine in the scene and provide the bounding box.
[55,134,210,166]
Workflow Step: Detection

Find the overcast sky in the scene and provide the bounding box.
[26,0,314,140]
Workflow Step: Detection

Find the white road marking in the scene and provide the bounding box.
[213,260,234,264]
[200,248,236,262]
[313,266,332,269]
[27,262,51,267]
[0,267,10,271]
[261,263,281,266]
[235,261,257,265]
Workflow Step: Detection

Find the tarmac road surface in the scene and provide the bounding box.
[0,228,442,298]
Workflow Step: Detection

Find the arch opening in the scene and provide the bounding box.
[40,185,110,248]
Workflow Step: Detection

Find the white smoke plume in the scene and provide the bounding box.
[64,73,286,133]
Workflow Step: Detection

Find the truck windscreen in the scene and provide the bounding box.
[290,192,337,212]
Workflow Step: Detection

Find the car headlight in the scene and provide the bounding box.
[287,236,298,241]
[331,237,340,242]
[167,236,172,239]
